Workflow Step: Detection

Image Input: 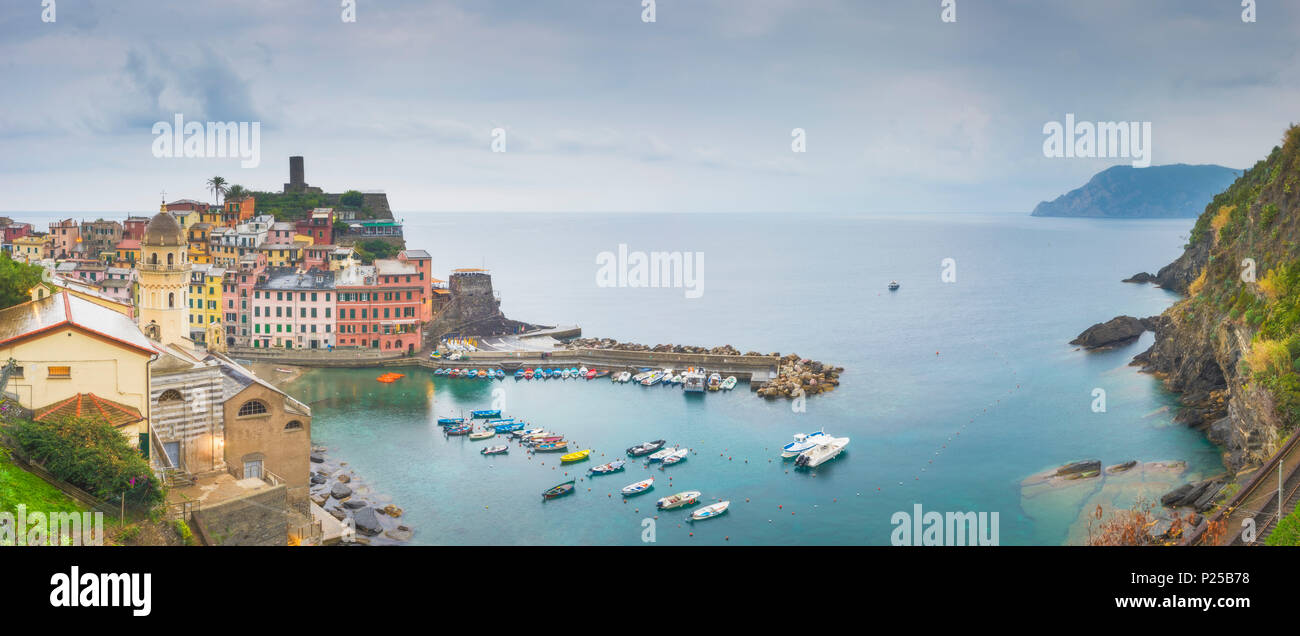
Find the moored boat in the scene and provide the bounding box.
[621,478,654,496]
[542,480,576,500]
[647,448,675,462]
[468,429,495,440]
[627,439,666,457]
[437,417,465,426]
[682,370,706,392]
[560,449,592,463]
[720,376,737,390]
[493,421,525,432]
[616,371,631,383]
[589,459,626,475]
[446,425,472,436]
[689,501,730,522]
[656,490,702,510]
[660,448,689,466]
[781,431,830,459]
[481,445,508,455]
[888,280,900,291]
[585,369,598,380]
[707,373,722,391]
[534,441,570,453]
[470,409,501,419]
[795,437,850,468]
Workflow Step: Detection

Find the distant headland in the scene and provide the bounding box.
[1031,164,1241,218]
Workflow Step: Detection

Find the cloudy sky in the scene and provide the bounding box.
[1,0,1298,214]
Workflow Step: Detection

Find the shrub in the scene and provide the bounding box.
[339,190,364,208]
[1266,502,1300,546]
[2,416,164,507]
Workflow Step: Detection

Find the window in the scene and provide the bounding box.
[159,389,183,402]
[285,420,303,431]
[48,366,71,378]
[11,366,23,378]
[168,292,175,308]
[237,400,268,416]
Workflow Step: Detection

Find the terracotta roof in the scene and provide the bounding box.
[35,393,144,428]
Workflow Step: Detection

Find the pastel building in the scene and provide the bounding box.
[48,219,80,259]
[223,252,266,346]
[334,251,430,352]
[251,268,336,349]
[189,264,226,345]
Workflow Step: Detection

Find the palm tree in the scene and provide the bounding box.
[206,176,228,205]
[224,184,249,203]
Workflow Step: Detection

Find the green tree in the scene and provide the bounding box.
[225,184,249,203]
[3,415,163,507]
[0,253,45,310]
[206,176,228,205]
[339,190,364,207]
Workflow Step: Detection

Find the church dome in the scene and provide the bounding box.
[143,211,184,246]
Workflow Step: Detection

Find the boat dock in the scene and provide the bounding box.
[416,348,780,384]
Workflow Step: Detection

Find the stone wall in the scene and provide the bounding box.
[192,485,289,546]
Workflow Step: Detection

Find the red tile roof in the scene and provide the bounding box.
[35,393,144,428]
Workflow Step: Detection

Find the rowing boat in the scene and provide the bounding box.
[590,459,626,475]
[620,478,654,496]
[560,449,592,463]
[534,441,570,452]
[542,480,576,500]
[689,501,730,522]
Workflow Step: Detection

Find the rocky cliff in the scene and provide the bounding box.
[1130,127,1300,473]
[1032,164,1239,218]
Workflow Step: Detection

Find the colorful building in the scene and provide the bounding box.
[115,238,141,266]
[251,268,336,349]
[13,235,50,262]
[187,222,214,264]
[48,219,80,259]
[223,252,267,346]
[295,208,334,245]
[334,252,429,352]
[189,264,226,343]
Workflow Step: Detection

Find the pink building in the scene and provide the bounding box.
[334,251,430,352]
[49,219,80,259]
[224,252,267,346]
[251,267,336,349]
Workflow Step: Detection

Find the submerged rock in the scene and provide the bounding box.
[1106,460,1138,474]
[1056,459,1102,478]
[1122,272,1157,284]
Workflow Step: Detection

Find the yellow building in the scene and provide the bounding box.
[12,235,49,262]
[0,291,156,446]
[137,208,191,346]
[189,264,225,345]
[187,222,213,264]
[259,243,302,268]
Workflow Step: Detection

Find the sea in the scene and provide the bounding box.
[11,210,1224,545]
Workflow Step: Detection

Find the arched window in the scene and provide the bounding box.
[158,389,183,402]
[168,292,175,308]
[150,253,158,265]
[284,420,303,431]
[167,252,174,265]
[237,400,268,416]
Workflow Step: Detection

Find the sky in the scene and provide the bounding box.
[1,0,1298,214]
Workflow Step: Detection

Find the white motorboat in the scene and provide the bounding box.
[781,431,830,459]
[640,371,664,386]
[579,366,589,376]
[647,448,675,462]
[621,478,654,496]
[795,437,850,468]
[720,376,737,390]
[616,371,632,383]
[683,370,706,392]
[689,501,730,522]
[657,490,702,510]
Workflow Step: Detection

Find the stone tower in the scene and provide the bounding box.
[138,202,191,346]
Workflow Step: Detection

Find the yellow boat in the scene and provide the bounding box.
[560,449,592,464]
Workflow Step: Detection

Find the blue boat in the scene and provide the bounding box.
[437,417,465,426]
[494,422,525,432]
[514,369,525,378]
[470,409,502,418]
[446,425,472,435]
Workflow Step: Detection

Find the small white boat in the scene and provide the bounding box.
[468,429,495,440]
[640,371,664,386]
[657,490,702,510]
[888,280,900,291]
[795,437,850,468]
[631,370,653,383]
[720,376,737,390]
[621,478,654,496]
[781,431,830,459]
[513,427,544,438]
[579,366,589,376]
[689,501,730,522]
[660,448,689,466]
[647,448,675,462]
[616,371,632,383]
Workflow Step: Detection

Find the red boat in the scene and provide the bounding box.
[585,369,598,379]
[524,368,534,379]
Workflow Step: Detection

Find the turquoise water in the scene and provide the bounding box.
[279,212,1221,545]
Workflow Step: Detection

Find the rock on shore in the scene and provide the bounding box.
[308,444,412,545]
[1122,272,1157,284]
[1070,315,1158,349]
[755,354,844,400]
